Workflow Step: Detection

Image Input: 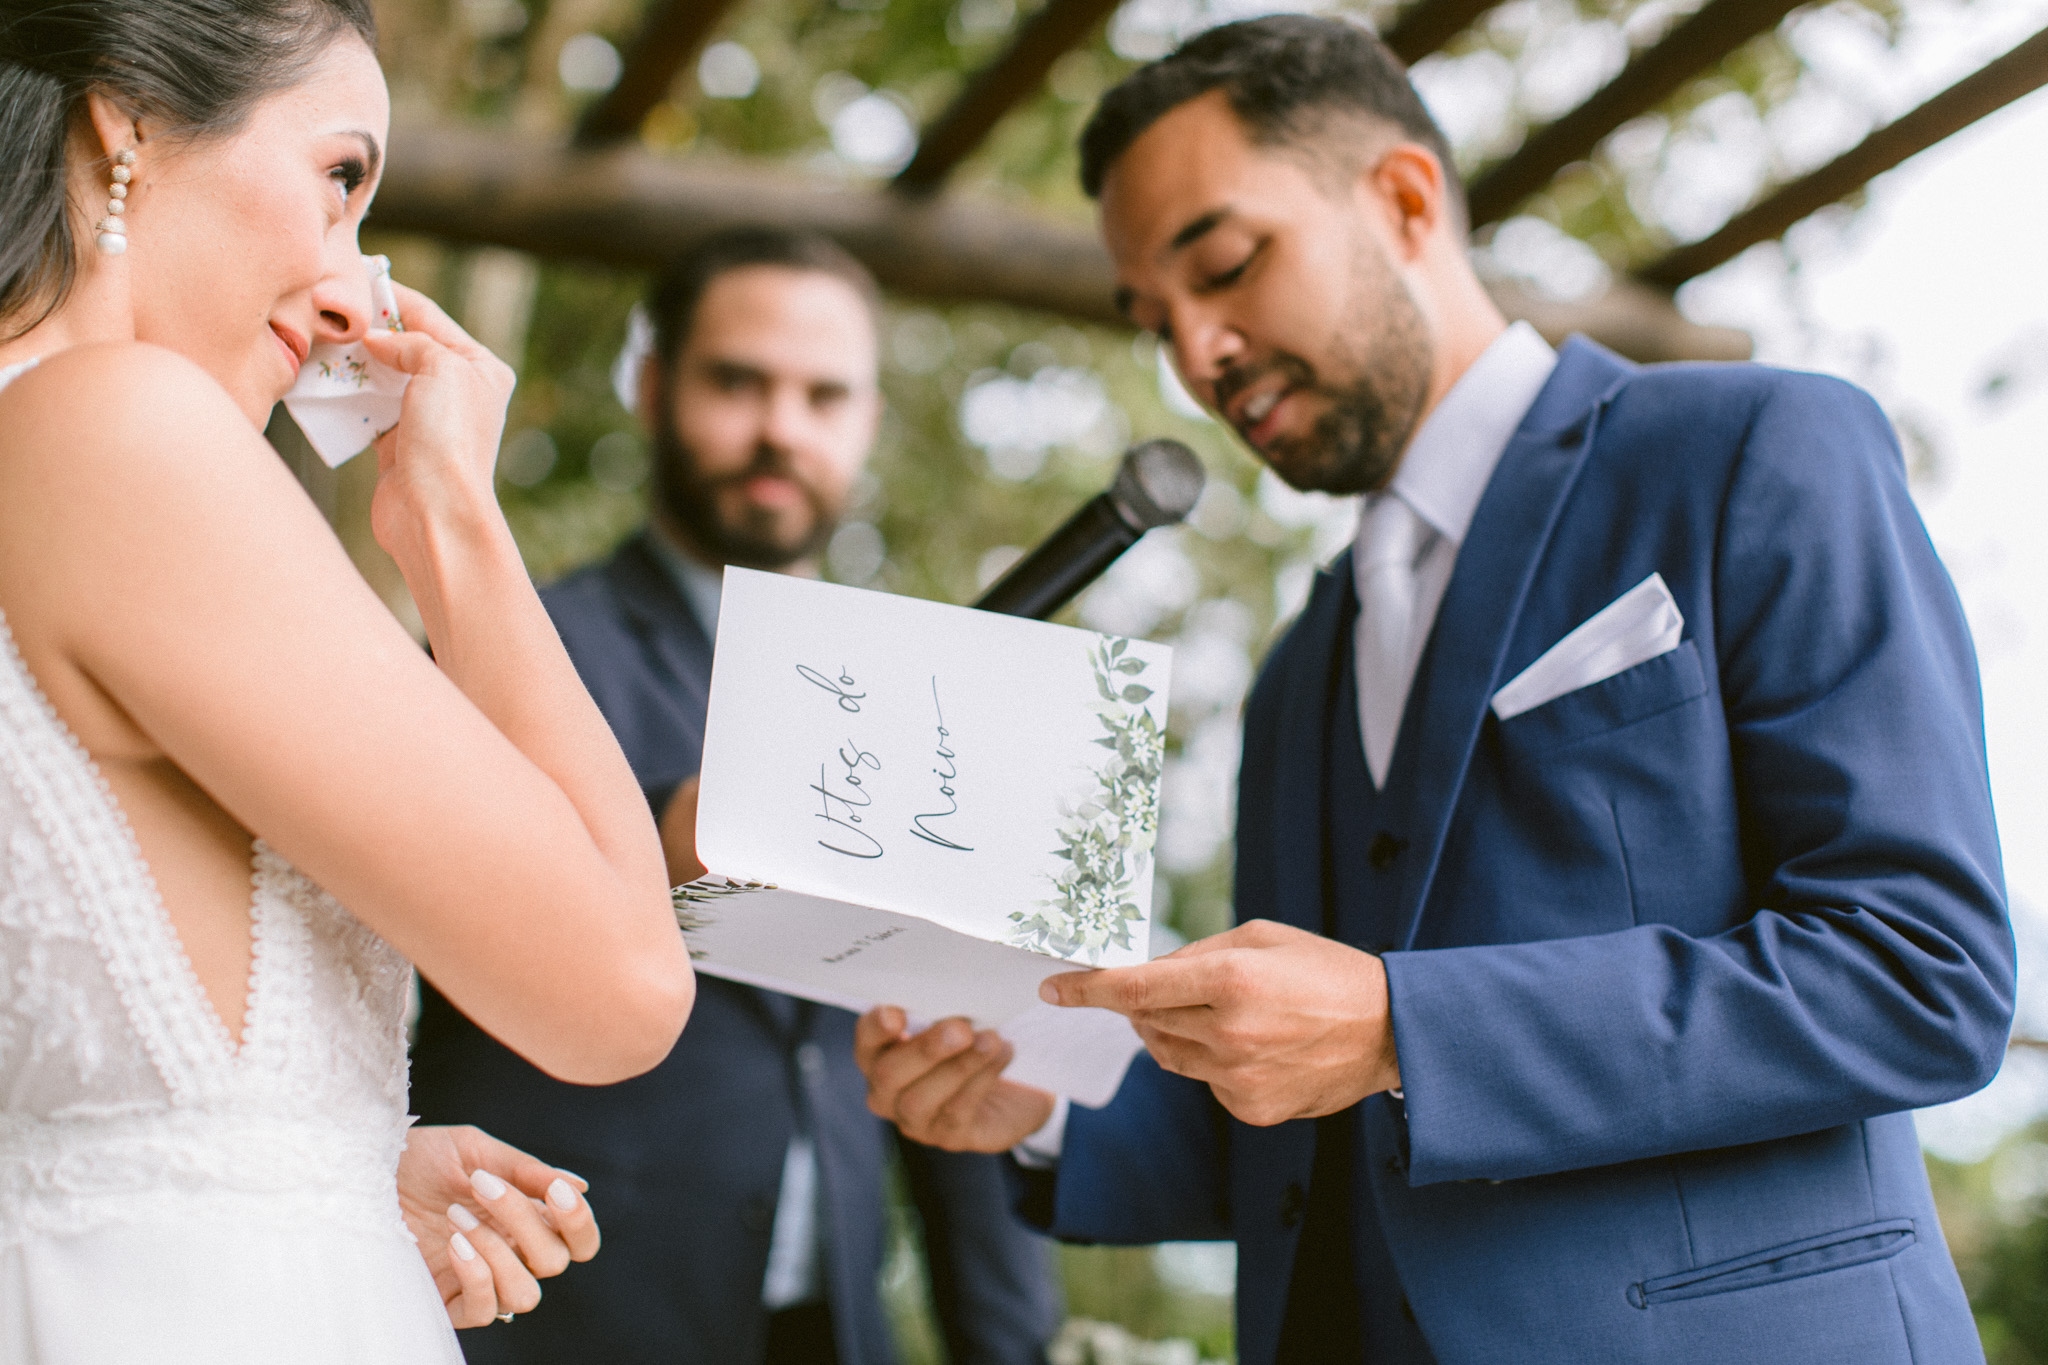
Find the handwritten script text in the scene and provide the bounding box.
[908,677,973,853]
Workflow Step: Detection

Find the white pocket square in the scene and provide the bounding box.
[1491,573,1684,721]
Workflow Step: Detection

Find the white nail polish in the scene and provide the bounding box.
[469,1169,508,1200]
[547,1179,577,1211]
[450,1231,477,1262]
[447,1203,480,1231]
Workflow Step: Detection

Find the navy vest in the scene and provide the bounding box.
[1275,580,1436,1364]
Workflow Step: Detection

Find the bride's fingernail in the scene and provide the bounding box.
[447,1203,480,1231]
[469,1169,508,1201]
[450,1232,478,1262]
[547,1179,578,1211]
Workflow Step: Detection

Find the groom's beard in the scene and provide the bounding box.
[1217,235,1433,497]
[651,415,843,572]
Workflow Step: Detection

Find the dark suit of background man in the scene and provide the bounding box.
[410,227,1063,1365]
[860,18,2013,1365]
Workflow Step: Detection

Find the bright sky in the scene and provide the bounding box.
[1676,39,2048,1161]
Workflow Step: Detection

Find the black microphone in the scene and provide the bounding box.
[974,439,1206,621]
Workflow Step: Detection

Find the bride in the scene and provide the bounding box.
[0,0,696,1359]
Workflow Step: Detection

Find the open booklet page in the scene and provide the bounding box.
[684,569,1172,1106]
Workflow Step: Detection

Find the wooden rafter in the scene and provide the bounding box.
[1465,0,1808,229]
[370,123,1752,361]
[891,0,1515,196]
[1381,0,1510,65]
[894,0,1123,194]
[1639,25,2048,288]
[575,0,745,146]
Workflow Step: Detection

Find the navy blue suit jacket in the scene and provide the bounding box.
[409,535,1061,1365]
[1031,341,2012,1363]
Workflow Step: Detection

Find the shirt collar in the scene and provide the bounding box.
[1376,320,1557,550]
[644,521,726,638]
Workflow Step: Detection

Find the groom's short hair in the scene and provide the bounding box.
[646,227,881,371]
[1078,14,1464,224]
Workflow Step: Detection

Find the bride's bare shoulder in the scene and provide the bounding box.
[1,339,248,442]
[0,342,283,500]
[0,342,316,603]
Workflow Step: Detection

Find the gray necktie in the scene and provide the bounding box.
[1353,495,1434,788]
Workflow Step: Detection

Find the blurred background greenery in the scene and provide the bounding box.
[301,0,2045,1358]
[1934,1109,2048,1365]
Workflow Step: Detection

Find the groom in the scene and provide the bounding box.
[411,227,1061,1365]
[858,16,2014,1365]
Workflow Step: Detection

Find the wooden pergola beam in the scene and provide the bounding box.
[1382,0,1510,65]
[575,0,744,146]
[388,124,1124,316]
[1465,0,1807,229]
[894,0,1123,194]
[369,123,1751,361]
[1639,25,2048,288]
[892,0,1512,195]
[1486,276,1748,363]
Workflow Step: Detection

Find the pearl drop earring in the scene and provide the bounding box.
[96,150,134,255]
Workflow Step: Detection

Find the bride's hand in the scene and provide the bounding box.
[397,1124,600,1329]
[359,283,518,572]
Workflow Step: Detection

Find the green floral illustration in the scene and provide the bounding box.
[1008,637,1163,964]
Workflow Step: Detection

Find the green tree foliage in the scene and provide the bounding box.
[1932,1122,2048,1365]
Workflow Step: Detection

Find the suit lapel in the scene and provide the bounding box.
[1261,560,1352,936]
[606,539,810,1033]
[608,535,716,721]
[1380,339,1633,949]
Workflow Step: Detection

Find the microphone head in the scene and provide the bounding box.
[1108,439,1205,532]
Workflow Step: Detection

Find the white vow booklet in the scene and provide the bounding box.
[678,570,1173,1106]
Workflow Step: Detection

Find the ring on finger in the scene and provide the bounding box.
[496,1312,515,1324]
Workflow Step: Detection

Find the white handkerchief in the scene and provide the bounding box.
[1491,573,1684,721]
[281,255,409,468]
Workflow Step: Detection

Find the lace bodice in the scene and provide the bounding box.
[0,611,416,1248]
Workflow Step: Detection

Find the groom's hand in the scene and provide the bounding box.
[855,1007,1055,1153]
[1041,919,1400,1127]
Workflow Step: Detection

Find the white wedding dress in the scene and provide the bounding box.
[0,361,461,1362]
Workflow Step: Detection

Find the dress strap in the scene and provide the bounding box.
[0,357,43,394]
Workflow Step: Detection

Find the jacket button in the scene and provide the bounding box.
[796,1041,825,1079]
[1367,832,1408,872]
[1278,1182,1306,1229]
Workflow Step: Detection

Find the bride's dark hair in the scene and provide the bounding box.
[0,0,376,336]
